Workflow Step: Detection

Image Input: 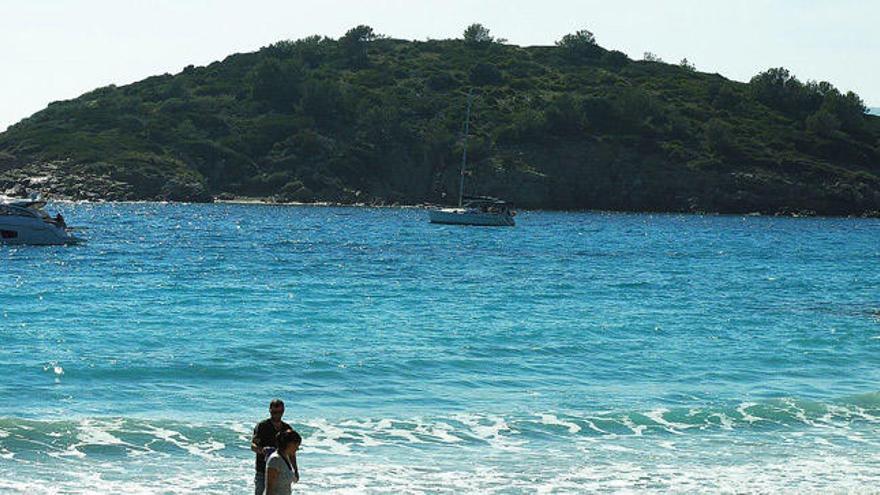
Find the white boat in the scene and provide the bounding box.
[0,198,84,245]
[428,196,515,226]
[429,90,516,227]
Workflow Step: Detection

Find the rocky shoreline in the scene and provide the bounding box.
[4,166,879,219]
[3,155,879,218]
[1,159,136,202]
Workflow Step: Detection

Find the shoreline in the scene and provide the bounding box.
[36,195,880,219]
[212,197,426,209]
[4,168,878,218]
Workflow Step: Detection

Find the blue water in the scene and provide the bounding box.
[1,203,879,493]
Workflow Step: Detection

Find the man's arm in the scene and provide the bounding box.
[250,424,262,454]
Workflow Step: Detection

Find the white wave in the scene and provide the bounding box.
[414,420,462,444]
[2,409,880,494]
[644,408,697,434]
[827,403,880,424]
[301,418,353,455]
[454,413,525,452]
[735,402,761,423]
[3,423,880,494]
[384,427,423,444]
[580,417,609,435]
[538,413,581,434]
[619,416,646,436]
[708,412,735,430]
[76,419,127,446]
[781,397,814,427]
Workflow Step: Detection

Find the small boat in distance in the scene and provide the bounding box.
[0,197,84,245]
[429,195,515,226]
[429,90,516,227]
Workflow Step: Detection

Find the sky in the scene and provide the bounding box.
[1,0,878,131]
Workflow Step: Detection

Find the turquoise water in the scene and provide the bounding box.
[1,203,879,493]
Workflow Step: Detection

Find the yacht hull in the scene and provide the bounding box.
[0,217,82,245]
[429,208,515,227]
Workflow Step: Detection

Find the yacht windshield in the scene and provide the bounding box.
[0,205,39,218]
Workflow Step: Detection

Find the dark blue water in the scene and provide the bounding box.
[1,203,879,493]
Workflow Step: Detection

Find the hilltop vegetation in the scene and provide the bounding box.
[1,24,879,215]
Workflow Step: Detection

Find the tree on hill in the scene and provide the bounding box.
[544,94,586,135]
[301,79,347,130]
[704,118,737,155]
[601,50,630,68]
[806,109,841,137]
[643,52,663,62]
[820,90,867,133]
[463,23,494,45]
[751,68,867,129]
[556,29,601,60]
[749,67,804,114]
[339,25,378,68]
[296,35,333,68]
[249,59,300,112]
[469,62,503,86]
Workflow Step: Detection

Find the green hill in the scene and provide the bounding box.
[2,25,879,215]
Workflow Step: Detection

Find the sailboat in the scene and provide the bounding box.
[428,91,516,227]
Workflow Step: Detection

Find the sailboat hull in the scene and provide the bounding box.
[429,208,515,226]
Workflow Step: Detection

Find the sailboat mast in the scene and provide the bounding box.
[458,89,473,208]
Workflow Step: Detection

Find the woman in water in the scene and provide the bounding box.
[264,429,301,495]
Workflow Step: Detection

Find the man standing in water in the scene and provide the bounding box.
[252,399,291,495]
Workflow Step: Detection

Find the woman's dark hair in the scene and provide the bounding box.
[276,429,302,451]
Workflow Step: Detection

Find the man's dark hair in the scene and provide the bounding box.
[269,398,284,409]
[276,429,302,450]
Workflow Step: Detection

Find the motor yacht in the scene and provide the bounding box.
[0,197,83,245]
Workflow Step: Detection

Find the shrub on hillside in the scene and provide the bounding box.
[557,29,602,61]
[806,109,842,138]
[469,63,504,86]
[704,118,737,155]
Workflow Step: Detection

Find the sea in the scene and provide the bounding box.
[1,203,879,494]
